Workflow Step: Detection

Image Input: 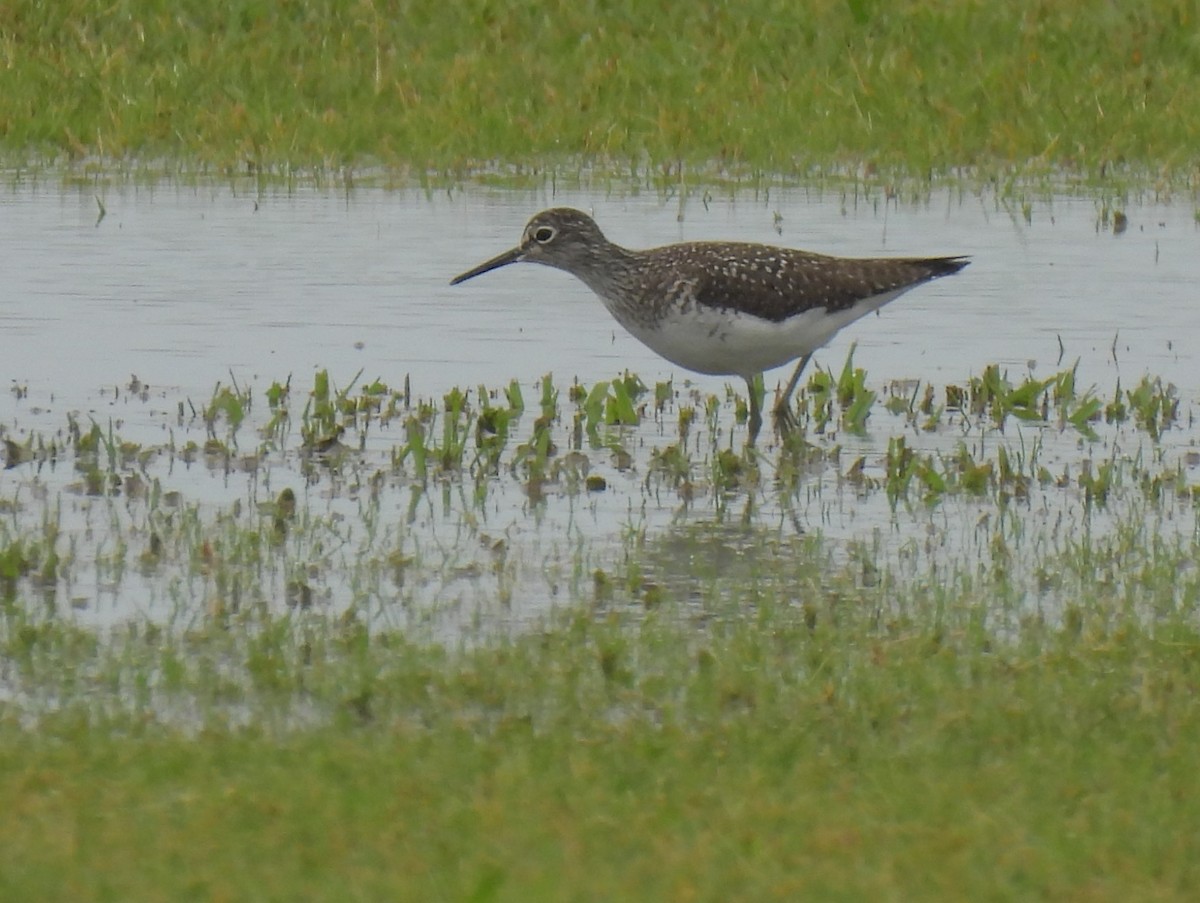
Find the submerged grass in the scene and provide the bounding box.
[3,1,1200,181]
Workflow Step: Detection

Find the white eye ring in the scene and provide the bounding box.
[533,226,556,243]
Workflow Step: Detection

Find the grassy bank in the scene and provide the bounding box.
[4,590,1200,899]
[3,0,1199,178]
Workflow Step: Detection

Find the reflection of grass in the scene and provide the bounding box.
[5,1,1198,179]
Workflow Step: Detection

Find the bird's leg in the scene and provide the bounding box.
[745,376,763,446]
[773,353,812,434]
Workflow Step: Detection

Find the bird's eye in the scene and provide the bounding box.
[533,226,555,243]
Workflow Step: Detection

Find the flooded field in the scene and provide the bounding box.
[2,180,1198,638]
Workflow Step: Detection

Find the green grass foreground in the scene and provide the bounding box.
[4,588,1200,899]
[3,0,1199,176]
[2,364,1200,897]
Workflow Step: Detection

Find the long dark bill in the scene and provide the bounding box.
[449,246,525,285]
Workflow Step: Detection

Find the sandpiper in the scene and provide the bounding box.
[450,208,968,443]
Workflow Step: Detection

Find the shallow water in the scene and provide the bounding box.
[1,179,1197,632]
[4,181,1196,403]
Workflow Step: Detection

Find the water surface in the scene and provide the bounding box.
[1,180,1197,632]
[4,182,1195,403]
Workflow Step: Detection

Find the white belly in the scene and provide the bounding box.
[611,290,908,378]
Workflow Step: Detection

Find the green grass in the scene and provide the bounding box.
[3,0,1199,179]
[3,579,1200,900]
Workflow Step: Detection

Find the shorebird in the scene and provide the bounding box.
[451,208,968,443]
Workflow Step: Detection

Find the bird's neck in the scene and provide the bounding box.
[569,242,641,301]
